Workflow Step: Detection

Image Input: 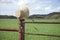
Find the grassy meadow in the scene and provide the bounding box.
[0,19,60,40]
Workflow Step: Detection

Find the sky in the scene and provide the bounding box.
[0,0,60,16]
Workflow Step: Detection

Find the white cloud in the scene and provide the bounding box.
[49,7,60,12]
[17,0,37,6]
[44,6,60,14]
[44,6,52,12]
[0,0,60,15]
[56,7,60,12]
[17,0,24,6]
[45,7,51,10]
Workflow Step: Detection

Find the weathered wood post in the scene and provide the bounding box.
[17,18,24,40]
[16,6,29,40]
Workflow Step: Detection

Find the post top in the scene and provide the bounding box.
[15,6,29,18]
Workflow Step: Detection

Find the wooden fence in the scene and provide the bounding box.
[0,19,60,40]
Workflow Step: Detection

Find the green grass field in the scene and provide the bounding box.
[0,19,60,40]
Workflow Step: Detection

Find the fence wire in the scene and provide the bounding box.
[25,23,60,40]
[0,31,18,40]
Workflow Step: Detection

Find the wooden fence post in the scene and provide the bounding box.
[20,19,25,40]
[18,18,25,40]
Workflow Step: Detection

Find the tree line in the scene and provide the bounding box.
[0,15,16,19]
[0,12,60,19]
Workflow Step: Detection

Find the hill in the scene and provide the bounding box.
[29,12,60,19]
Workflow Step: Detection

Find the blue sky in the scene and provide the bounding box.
[0,0,60,16]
